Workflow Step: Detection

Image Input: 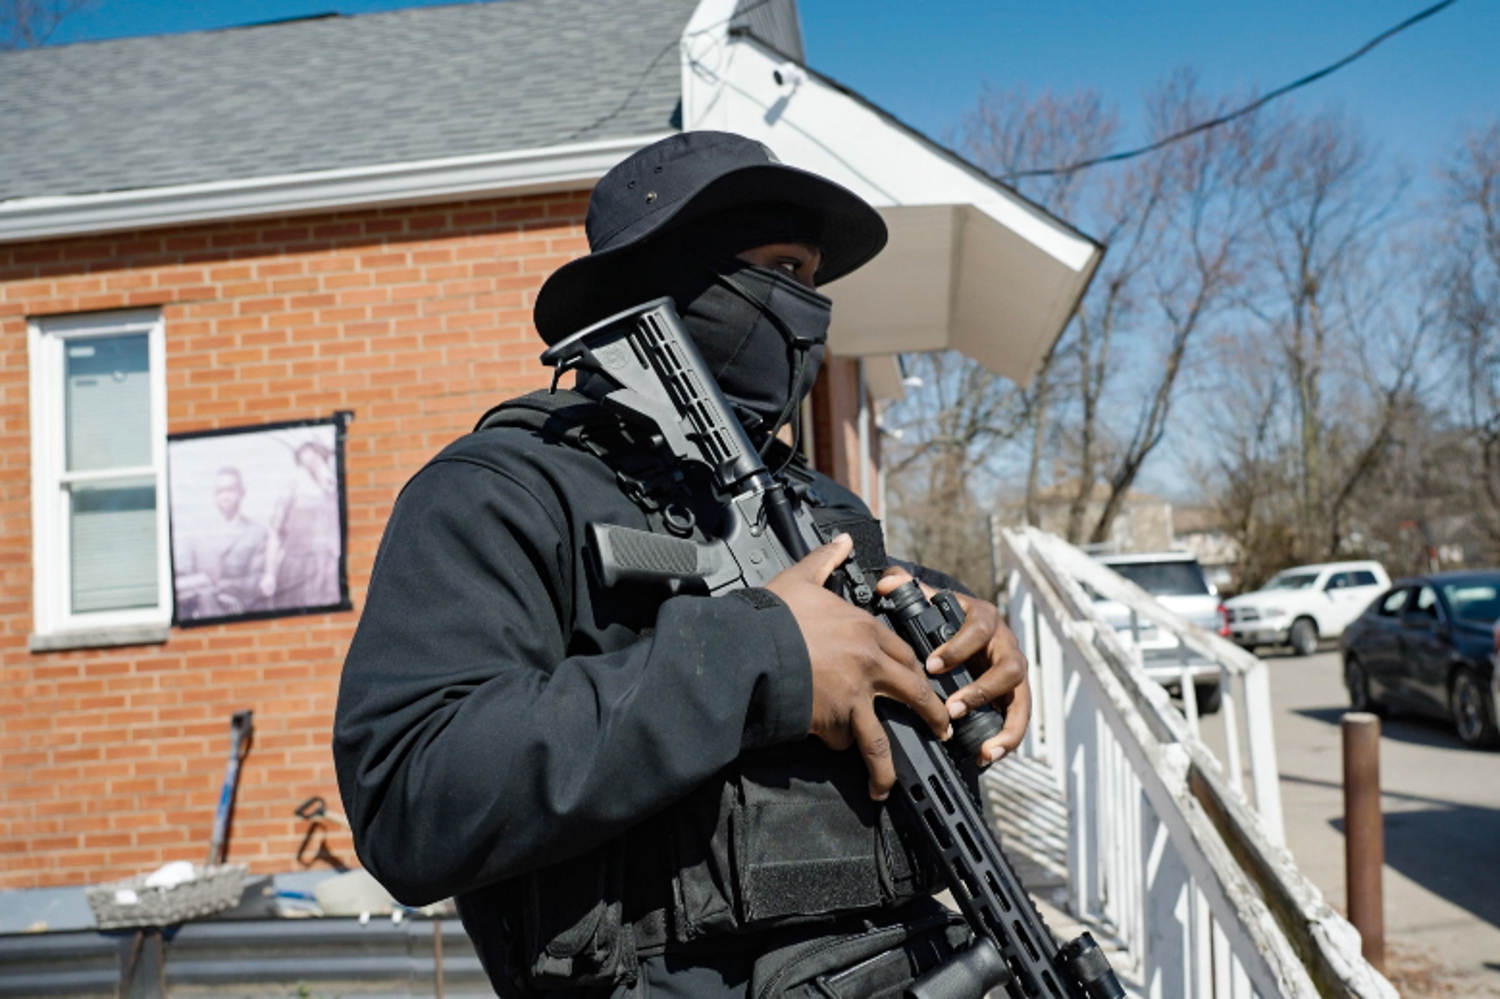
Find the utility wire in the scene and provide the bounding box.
[1001,0,1459,180]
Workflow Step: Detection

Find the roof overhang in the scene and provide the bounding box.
[682,0,1102,389]
[834,203,1086,388]
[0,133,670,244]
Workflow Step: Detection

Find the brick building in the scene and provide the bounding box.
[1022,481,1178,555]
[0,0,1096,937]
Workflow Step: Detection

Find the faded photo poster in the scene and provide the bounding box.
[168,416,350,626]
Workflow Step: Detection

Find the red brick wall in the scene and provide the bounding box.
[0,192,591,889]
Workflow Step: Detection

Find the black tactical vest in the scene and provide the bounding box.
[470,391,938,991]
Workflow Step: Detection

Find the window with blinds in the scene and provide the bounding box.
[29,310,169,641]
[65,335,159,613]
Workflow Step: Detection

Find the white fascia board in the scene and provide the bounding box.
[0,133,671,243]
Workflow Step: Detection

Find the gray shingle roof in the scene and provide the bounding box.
[0,0,696,202]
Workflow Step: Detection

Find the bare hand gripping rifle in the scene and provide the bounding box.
[540,298,1122,999]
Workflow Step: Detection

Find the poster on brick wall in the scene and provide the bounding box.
[167,414,352,626]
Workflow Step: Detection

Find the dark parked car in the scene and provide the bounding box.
[1340,570,1500,747]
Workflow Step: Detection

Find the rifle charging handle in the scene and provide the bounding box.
[879,582,1006,766]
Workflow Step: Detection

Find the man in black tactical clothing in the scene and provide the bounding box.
[333,131,1032,998]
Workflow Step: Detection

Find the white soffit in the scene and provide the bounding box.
[681,10,1101,385]
[824,203,1088,385]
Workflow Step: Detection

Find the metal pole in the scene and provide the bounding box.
[1342,712,1384,971]
[433,917,445,999]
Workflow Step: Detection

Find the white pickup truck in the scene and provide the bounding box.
[1090,551,1227,712]
[1225,560,1390,656]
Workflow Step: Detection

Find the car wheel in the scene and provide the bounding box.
[1345,656,1383,715]
[1450,668,1499,748]
[1194,681,1223,715]
[1289,617,1319,657]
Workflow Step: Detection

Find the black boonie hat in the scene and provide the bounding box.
[532,130,887,343]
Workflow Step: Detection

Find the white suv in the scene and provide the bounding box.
[1092,552,1226,712]
[1225,560,1390,656]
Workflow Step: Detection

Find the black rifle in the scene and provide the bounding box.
[541,298,1122,999]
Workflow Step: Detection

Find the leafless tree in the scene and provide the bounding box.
[1432,122,1500,557]
[949,73,1260,546]
[1183,104,1467,584]
[1354,394,1480,576]
[950,85,1121,531]
[882,349,1031,594]
[1081,73,1263,544]
[1192,327,1299,588]
[0,0,94,49]
[952,85,1122,532]
[891,79,1482,589]
[1234,108,1428,561]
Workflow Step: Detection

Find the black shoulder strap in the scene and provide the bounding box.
[478,387,666,468]
[474,388,616,445]
[475,389,699,535]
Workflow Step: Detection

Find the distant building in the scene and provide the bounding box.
[1171,506,1241,592]
[1016,480,1176,554]
[994,487,1242,592]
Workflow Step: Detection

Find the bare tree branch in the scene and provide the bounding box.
[1,0,94,49]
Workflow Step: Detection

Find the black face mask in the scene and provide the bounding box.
[672,262,832,435]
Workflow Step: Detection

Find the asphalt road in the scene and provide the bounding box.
[1201,646,1500,997]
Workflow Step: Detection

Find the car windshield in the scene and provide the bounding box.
[1107,561,1209,596]
[1264,571,1320,590]
[1441,576,1500,624]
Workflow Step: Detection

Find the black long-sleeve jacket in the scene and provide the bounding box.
[333,421,817,905]
[332,392,969,999]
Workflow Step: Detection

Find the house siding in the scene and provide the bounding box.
[0,192,590,890]
[0,191,876,890]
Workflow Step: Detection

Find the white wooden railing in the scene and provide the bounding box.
[997,526,1395,999]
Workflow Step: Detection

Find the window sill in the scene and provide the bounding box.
[29,623,170,653]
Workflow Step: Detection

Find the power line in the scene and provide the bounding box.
[1001,0,1459,181]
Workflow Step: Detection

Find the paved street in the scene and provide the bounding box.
[1202,648,1500,997]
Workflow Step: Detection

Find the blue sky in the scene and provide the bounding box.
[801,1,1494,178]
[41,1,1494,181]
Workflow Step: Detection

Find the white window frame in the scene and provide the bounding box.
[28,309,171,648]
